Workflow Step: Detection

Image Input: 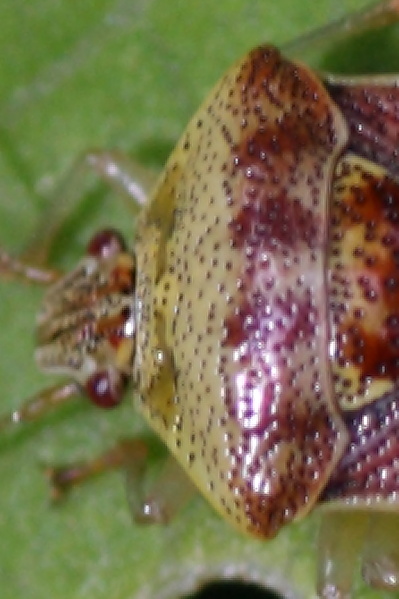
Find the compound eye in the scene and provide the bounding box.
[85,370,126,409]
[86,228,127,258]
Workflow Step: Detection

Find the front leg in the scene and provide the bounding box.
[19,150,154,266]
[284,0,399,59]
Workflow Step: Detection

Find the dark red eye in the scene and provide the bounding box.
[87,228,127,258]
[85,370,125,408]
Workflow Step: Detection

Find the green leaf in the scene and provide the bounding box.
[0,1,397,598]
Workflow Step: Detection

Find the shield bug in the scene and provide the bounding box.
[2,1,399,598]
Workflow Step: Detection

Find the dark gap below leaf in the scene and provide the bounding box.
[182,579,285,599]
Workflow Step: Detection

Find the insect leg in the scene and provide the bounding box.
[46,438,148,501]
[0,247,60,283]
[128,454,197,525]
[0,380,80,433]
[317,511,368,599]
[284,0,399,59]
[45,438,196,520]
[361,513,399,590]
[22,150,155,265]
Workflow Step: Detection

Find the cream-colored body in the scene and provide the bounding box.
[19,6,399,596]
[134,46,350,538]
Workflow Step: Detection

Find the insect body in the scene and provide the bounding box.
[3,2,399,598]
[133,44,399,540]
[133,45,350,539]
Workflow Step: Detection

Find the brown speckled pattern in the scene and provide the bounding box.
[327,79,399,177]
[322,386,399,504]
[329,155,399,409]
[324,153,399,507]
[134,46,349,537]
